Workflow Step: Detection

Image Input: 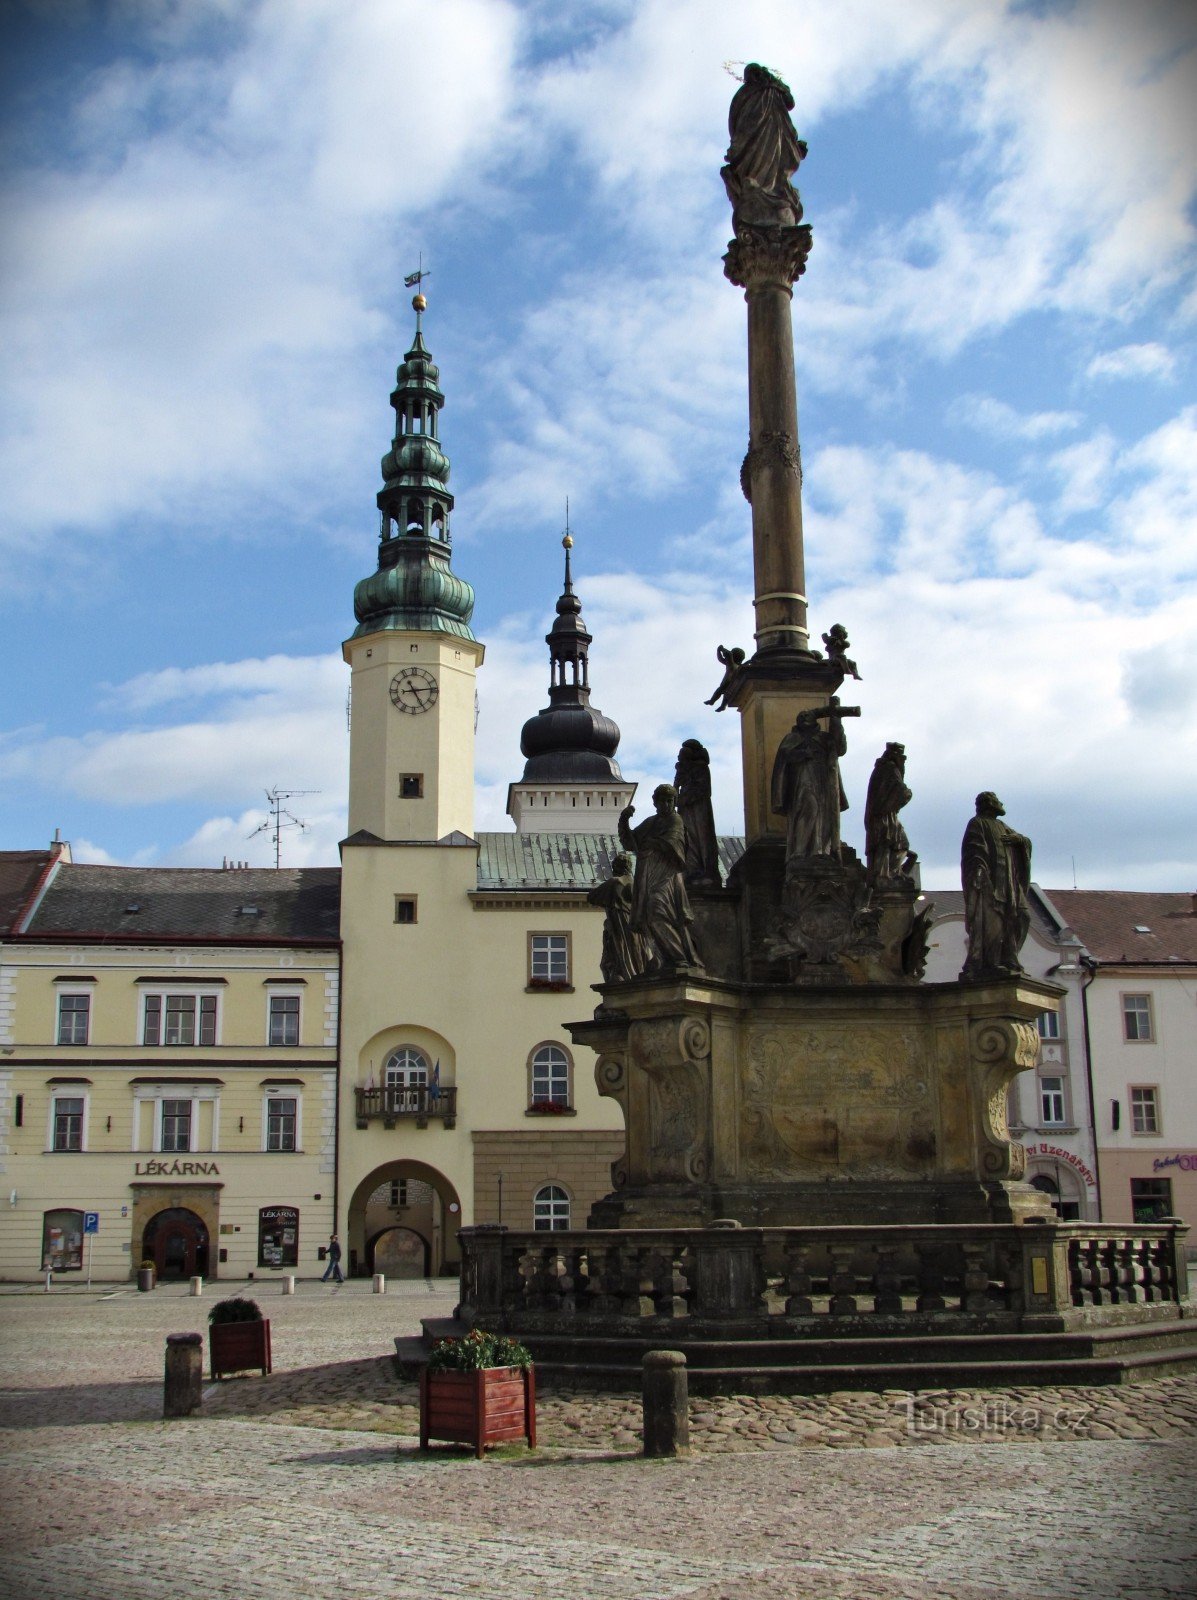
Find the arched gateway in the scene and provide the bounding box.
[347,1161,461,1279]
[142,1207,210,1280]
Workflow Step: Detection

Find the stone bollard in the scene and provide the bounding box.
[373,1273,386,1295]
[163,1332,204,1418]
[283,1275,296,1296]
[642,1350,689,1458]
[189,1275,203,1297]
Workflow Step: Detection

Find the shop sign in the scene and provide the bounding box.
[133,1159,220,1177]
[1031,1142,1097,1189]
[1153,1153,1197,1173]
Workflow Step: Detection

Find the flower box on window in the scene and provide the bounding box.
[527,1099,572,1115]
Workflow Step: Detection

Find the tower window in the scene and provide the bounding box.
[394,897,418,925]
[399,773,424,799]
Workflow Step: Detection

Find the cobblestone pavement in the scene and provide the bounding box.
[2,1280,1195,1598]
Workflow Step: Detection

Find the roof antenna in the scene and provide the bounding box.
[248,787,319,869]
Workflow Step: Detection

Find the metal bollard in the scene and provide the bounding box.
[373,1273,386,1295]
[163,1332,204,1418]
[283,1275,296,1295]
[44,1268,53,1293]
[642,1350,689,1458]
[189,1275,203,1297]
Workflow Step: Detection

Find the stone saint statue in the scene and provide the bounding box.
[587,853,652,983]
[721,62,807,233]
[961,792,1032,979]
[864,742,913,881]
[674,739,721,888]
[618,785,702,971]
[770,700,856,862]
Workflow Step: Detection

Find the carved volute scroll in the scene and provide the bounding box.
[971,1017,1038,1178]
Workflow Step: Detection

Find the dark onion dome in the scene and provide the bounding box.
[350,292,477,642]
[517,532,623,782]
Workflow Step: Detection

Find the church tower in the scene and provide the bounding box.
[343,293,484,841]
[507,530,634,833]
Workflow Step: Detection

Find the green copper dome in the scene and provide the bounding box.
[351,296,478,642]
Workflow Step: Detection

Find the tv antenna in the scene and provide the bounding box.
[249,787,319,868]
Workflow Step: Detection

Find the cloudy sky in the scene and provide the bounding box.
[1,0,1194,889]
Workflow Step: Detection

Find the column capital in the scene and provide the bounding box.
[723,225,813,293]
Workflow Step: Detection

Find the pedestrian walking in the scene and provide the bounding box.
[321,1233,344,1283]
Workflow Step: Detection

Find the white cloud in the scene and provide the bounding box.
[950,394,1082,441]
[1086,342,1178,382]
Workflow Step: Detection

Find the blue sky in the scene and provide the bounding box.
[1,0,1194,888]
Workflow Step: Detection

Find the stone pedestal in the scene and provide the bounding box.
[163,1332,203,1418]
[642,1350,690,1457]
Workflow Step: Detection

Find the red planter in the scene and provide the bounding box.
[209,1319,272,1380]
[419,1365,536,1458]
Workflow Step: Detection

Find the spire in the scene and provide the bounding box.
[517,518,622,782]
[351,290,477,641]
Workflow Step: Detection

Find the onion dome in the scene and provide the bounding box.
[517,531,623,781]
[351,292,476,641]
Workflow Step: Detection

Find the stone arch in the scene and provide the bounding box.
[346,1158,462,1279]
[142,1207,210,1280]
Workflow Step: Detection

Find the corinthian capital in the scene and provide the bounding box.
[723,225,813,292]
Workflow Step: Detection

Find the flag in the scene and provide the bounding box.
[404,270,423,287]
[430,1059,441,1101]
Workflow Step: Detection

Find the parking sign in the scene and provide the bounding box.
[83,1212,99,1234]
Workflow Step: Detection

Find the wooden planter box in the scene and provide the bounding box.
[209,1319,272,1380]
[419,1365,536,1458]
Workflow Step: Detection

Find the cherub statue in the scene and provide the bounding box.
[821,624,860,681]
[705,644,745,712]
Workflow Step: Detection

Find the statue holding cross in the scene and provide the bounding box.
[770,698,861,864]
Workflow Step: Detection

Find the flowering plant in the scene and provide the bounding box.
[528,1099,571,1114]
[426,1327,532,1372]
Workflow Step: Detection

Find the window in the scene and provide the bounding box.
[52,1096,84,1152]
[390,1179,409,1208]
[42,1208,84,1271]
[399,773,423,798]
[265,1096,297,1152]
[1130,1086,1160,1135]
[529,1043,572,1109]
[1039,1076,1066,1126]
[1130,1178,1172,1223]
[533,1183,570,1231]
[143,992,218,1047]
[384,1047,429,1112]
[258,1206,299,1268]
[1036,1010,1059,1041]
[1123,994,1153,1043]
[268,994,300,1047]
[394,896,418,924]
[57,994,90,1045]
[160,1098,193,1152]
[529,933,570,988]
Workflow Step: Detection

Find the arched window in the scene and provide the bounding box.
[384,1047,429,1114]
[533,1184,570,1231]
[529,1043,572,1110]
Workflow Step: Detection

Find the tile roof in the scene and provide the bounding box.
[1040,890,1197,965]
[24,865,341,942]
[474,832,745,890]
[0,850,54,932]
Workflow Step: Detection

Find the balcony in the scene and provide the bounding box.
[355,1085,457,1131]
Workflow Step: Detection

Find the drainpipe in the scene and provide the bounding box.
[332,941,343,1246]
[1079,955,1103,1220]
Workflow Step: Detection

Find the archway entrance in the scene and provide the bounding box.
[1029,1171,1082,1222]
[143,1208,210,1280]
[347,1161,462,1279]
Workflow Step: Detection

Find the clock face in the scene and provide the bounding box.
[389,667,439,714]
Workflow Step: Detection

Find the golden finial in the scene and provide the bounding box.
[412,292,427,312]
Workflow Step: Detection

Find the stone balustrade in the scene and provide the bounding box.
[458,1219,1190,1338]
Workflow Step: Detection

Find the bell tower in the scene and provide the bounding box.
[343,292,485,842]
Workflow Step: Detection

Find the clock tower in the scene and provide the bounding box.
[343,293,484,842]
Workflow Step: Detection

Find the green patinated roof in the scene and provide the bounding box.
[474,832,745,891]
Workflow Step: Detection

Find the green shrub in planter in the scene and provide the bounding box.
[207,1296,264,1326]
[427,1327,532,1372]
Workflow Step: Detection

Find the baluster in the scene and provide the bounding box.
[961,1245,991,1313]
[872,1245,903,1315]
[782,1240,814,1316]
[915,1244,947,1312]
[649,1245,687,1319]
[828,1247,857,1315]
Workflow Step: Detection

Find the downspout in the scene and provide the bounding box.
[1079,955,1103,1220]
[332,939,343,1246]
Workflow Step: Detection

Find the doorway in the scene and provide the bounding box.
[143,1207,210,1280]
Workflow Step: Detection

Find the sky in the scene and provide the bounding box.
[1,0,1195,890]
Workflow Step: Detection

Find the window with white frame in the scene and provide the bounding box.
[1036,1010,1060,1041]
[57,993,91,1045]
[533,1183,570,1231]
[142,991,219,1047]
[1130,1085,1160,1135]
[384,1047,429,1112]
[1122,994,1153,1043]
[265,1094,298,1151]
[268,993,300,1047]
[51,1093,86,1152]
[529,1043,572,1108]
[528,933,570,987]
[160,1098,193,1152]
[1039,1075,1066,1125]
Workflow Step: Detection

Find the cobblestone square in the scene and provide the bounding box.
[1,1279,1195,1599]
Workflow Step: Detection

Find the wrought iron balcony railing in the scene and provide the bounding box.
[354,1085,457,1130]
